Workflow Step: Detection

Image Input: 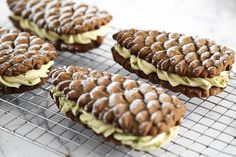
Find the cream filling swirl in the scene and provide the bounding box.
[0,61,54,88]
[114,43,230,90]
[11,15,109,44]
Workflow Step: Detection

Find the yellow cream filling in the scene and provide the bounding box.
[51,88,178,151]
[0,61,54,88]
[114,43,230,90]
[11,15,109,44]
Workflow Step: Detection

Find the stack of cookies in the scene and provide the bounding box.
[1,0,235,152]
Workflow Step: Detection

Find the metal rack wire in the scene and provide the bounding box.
[0,26,236,157]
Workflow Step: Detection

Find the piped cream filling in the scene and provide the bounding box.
[51,88,179,151]
[11,15,109,44]
[114,43,230,90]
[0,61,54,88]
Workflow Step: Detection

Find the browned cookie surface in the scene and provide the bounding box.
[55,36,105,52]
[0,27,56,76]
[112,48,223,98]
[113,29,235,78]
[50,66,186,136]
[7,0,112,34]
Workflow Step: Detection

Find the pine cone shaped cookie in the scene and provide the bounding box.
[112,29,235,97]
[7,0,112,52]
[50,66,186,151]
[0,27,56,94]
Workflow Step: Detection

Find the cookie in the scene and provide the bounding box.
[50,66,186,151]
[0,27,56,94]
[112,29,235,97]
[7,0,112,52]
[112,48,223,98]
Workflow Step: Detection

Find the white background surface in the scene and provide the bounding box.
[98,0,236,49]
[0,130,59,157]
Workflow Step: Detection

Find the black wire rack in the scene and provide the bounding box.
[0,27,236,157]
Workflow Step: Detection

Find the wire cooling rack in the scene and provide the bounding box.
[0,27,236,157]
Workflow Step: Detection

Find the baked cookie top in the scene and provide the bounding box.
[0,27,56,76]
[7,0,112,34]
[50,66,186,136]
[113,29,235,78]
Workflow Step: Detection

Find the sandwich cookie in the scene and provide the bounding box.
[7,0,112,52]
[112,29,235,97]
[50,66,186,151]
[0,27,56,93]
